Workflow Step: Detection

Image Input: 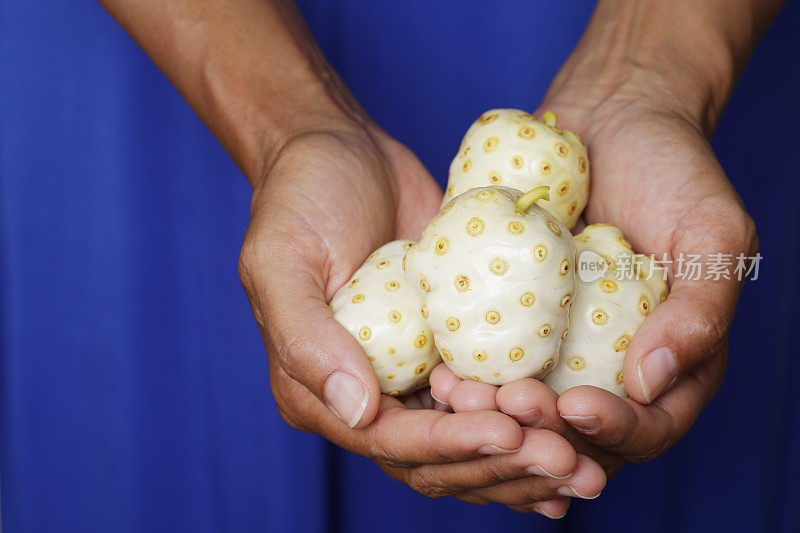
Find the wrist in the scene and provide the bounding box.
[542,0,740,136]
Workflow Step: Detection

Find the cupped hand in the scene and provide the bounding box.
[431,70,757,472]
[238,124,604,515]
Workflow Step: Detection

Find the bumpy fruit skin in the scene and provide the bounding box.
[543,224,669,397]
[330,240,441,396]
[404,187,576,385]
[443,109,589,229]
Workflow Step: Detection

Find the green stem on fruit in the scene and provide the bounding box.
[515,186,551,211]
[543,111,558,127]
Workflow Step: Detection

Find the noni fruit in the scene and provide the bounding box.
[543,224,669,396]
[404,186,576,385]
[443,109,589,229]
[330,240,441,396]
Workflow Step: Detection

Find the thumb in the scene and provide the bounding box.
[623,265,744,404]
[239,229,382,429]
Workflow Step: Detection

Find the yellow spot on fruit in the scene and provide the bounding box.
[520,292,535,307]
[368,356,375,362]
[509,347,524,361]
[473,376,482,382]
[446,185,454,197]
[557,181,570,196]
[579,157,588,173]
[434,237,449,255]
[385,280,399,291]
[386,374,395,380]
[561,328,569,340]
[538,324,552,337]
[377,260,390,269]
[489,171,501,184]
[592,309,608,325]
[555,142,569,157]
[388,390,400,396]
[441,349,453,361]
[493,371,501,378]
[462,159,472,172]
[388,347,396,355]
[568,357,586,371]
[403,242,413,251]
[397,361,405,367]
[639,295,651,316]
[454,274,470,293]
[446,317,460,331]
[567,201,578,216]
[614,334,631,352]
[560,258,570,276]
[478,112,498,124]
[615,370,624,385]
[476,190,495,201]
[601,279,618,293]
[348,278,359,288]
[560,294,572,307]
[485,310,501,324]
[508,221,524,234]
[540,162,552,175]
[415,333,427,348]
[483,136,499,152]
[358,327,371,341]
[351,294,365,303]
[533,244,548,262]
[489,258,508,276]
[511,155,523,169]
[542,359,554,371]
[547,220,563,237]
[415,363,427,375]
[473,350,487,362]
[420,278,431,292]
[620,237,632,249]
[388,310,402,323]
[420,305,429,319]
[518,126,535,139]
[466,217,485,236]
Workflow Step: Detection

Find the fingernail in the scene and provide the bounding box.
[557,485,601,500]
[526,463,572,479]
[505,407,544,427]
[430,390,448,406]
[324,371,369,428]
[477,444,520,455]
[561,414,600,433]
[637,347,678,403]
[530,504,567,519]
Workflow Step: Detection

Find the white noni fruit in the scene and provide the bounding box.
[443,109,590,230]
[543,224,669,397]
[330,240,441,396]
[404,186,576,385]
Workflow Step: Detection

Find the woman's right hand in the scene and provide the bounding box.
[237,122,606,518]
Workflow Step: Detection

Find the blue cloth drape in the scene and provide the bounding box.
[1,1,798,532]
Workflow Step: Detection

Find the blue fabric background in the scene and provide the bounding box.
[1,1,798,532]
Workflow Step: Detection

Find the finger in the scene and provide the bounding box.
[429,363,462,404]
[509,498,571,518]
[623,216,755,403]
[558,349,726,460]
[496,378,565,428]
[355,396,524,466]
[463,454,606,504]
[449,380,500,413]
[390,427,578,498]
[239,225,382,429]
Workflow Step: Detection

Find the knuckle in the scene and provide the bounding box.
[405,468,457,499]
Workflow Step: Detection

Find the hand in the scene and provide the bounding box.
[237,123,605,516]
[431,46,758,474]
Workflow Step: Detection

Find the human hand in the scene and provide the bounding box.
[431,7,759,471]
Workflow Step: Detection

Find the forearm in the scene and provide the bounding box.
[545,0,785,133]
[98,0,365,184]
